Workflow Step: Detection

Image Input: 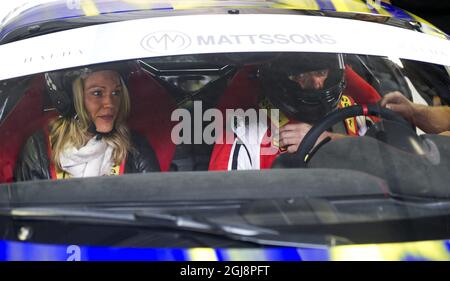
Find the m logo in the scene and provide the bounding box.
[141,31,192,53]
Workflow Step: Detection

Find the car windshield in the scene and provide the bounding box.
[0,10,450,249]
[1,51,450,243]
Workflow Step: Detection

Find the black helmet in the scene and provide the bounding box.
[258,53,346,124]
[45,61,137,118]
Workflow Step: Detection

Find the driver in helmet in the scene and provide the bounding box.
[14,63,160,181]
[209,53,373,170]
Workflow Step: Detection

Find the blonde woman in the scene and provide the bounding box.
[15,64,160,181]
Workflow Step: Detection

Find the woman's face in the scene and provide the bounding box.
[83,70,122,133]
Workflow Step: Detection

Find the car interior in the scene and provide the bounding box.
[0,53,446,184]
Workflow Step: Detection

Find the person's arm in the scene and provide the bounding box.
[380,91,450,134]
[411,104,450,134]
[126,132,161,173]
[14,130,52,181]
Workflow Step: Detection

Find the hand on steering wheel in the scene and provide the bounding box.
[279,122,335,154]
[273,104,413,168]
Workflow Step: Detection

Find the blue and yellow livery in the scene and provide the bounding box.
[0,0,447,45]
[1,239,449,261]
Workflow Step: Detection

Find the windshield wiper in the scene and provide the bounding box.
[134,211,351,248]
[4,207,351,248]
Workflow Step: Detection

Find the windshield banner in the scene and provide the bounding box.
[0,14,449,80]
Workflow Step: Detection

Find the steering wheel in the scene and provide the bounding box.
[273,104,420,168]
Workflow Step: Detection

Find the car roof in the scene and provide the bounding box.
[0,10,448,81]
[0,0,447,44]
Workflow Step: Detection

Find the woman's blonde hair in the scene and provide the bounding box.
[49,71,131,171]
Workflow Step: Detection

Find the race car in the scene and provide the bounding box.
[0,0,449,261]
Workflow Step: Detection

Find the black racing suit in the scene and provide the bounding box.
[14,130,160,181]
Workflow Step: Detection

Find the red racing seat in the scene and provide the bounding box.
[127,70,178,172]
[0,75,58,183]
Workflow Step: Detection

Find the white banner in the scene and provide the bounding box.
[0,14,449,80]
